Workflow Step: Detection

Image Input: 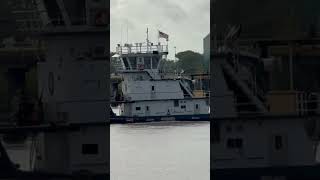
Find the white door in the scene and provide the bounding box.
[194,104,200,114]
[151,85,156,99]
[126,104,132,116]
[269,134,288,166]
[145,106,150,116]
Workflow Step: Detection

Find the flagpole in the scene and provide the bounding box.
[174,46,177,62]
[126,19,129,43]
[158,30,160,45]
[146,27,149,52]
[120,24,123,45]
[146,28,149,44]
[167,38,169,56]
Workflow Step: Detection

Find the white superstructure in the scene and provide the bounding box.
[111,41,209,120]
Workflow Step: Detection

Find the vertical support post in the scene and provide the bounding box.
[289,42,294,90]
[56,0,71,27]
[146,28,149,52]
[174,46,177,62]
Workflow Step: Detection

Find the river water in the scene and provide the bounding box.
[4,121,209,179]
[111,121,210,180]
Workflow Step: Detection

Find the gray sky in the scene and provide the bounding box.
[110,0,210,59]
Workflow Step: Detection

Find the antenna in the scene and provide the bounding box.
[120,24,123,45]
[157,29,160,44]
[146,27,149,44]
[146,27,149,52]
[126,20,129,43]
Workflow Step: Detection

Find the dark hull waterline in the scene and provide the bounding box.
[110,114,210,124]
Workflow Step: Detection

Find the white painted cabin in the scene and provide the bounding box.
[112,42,209,118]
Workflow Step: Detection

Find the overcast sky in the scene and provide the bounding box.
[110,0,210,59]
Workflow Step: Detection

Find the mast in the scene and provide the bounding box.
[146,27,149,52]
[126,20,129,43]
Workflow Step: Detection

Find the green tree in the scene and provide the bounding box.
[159,59,176,73]
[176,51,207,75]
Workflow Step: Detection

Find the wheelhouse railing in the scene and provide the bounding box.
[116,43,168,55]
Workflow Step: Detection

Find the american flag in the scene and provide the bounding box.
[159,31,169,41]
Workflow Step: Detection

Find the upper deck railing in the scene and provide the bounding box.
[116,43,168,55]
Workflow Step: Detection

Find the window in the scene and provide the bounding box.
[82,144,98,155]
[206,99,209,105]
[226,125,232,132]
[227,138,243,149]
[123,57,130,70]
[227,139,235,148]
[235,139,243,148]
[144,57,151,69]
[57,112,68,121]
[152,86,155,91]
[181,105,186,109]
[136,107,141,111]
[146,106,149,111]
[129,57,137,69]
[236,125,243,132]
[174,100,179,107]
[152,57,159,69]
[196,104,199,109]
[137,57,143,63]
[275,135,282,150]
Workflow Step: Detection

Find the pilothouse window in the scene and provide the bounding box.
[129,57,137,69]
[275,135,283,150]
[174,100,179,107]
[152,57,159,69]
[227,138,243,149]
[144,57,151,69]
[122,57,130,70]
